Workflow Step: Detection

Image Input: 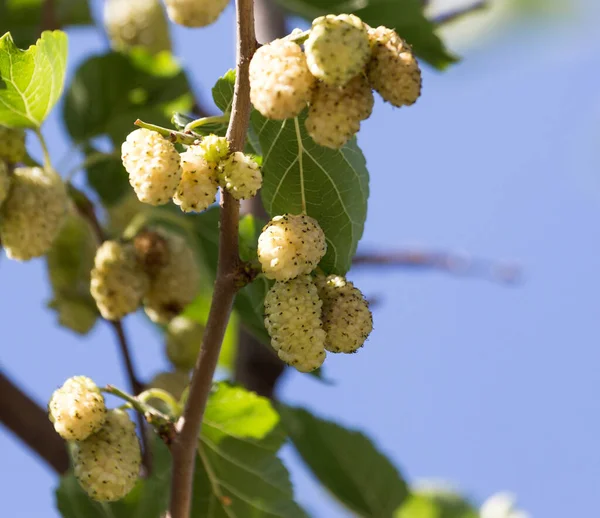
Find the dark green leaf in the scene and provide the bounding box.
[279,405,409,517]
[56,435,171,518]
[0,30,68,127]
[275,0,456,69]
[213,71,369,275]
[192,383,307,517]
[84,147,130,206]
[0,0,91,48]
[63,49,193,144]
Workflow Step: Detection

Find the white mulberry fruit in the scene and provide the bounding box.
[316,275,373,353]
[90,240,150,320]
[258,214,327,281]
[165,316,204,369]
[305,14,370,87]
[197,135,230,166]
[264,275,326,372]
[104,0,171,55]
[367,26,422,107]
[121,128,182,206]
[0,161,11,208]
[172,146,218,213]
[250,39,315,120]
[73,409,141,502]
[164,0,228,27]
[0,125,26,164]
[48,376,106,441]
[0,167,67,261]
[218,152,262,200]
[305,75,374,149]
[144,230,200,323]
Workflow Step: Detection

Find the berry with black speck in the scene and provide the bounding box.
[0,125,26,164]
[73,409,141,502]
[0,167,68,261]
[250,39,315,120]
[264,275,326,372]
[173,146,218,213]
[315,274,373,353]
[121,128,182,206]
[367,26,422,107]
[258,214,327,281]
[218,152,262,200]
[48,376,106,441]
[305,74,374,149]
[164,0,228,27]
[90,240,150,320]
[304,14,370,87]
[104,0,171,55]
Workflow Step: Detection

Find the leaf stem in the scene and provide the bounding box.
[34,128,53,171]
[65,151,120,182]
[168,0,256,516]
[432,0,488,25]
[184,114,230,133]
[134,119,197,145]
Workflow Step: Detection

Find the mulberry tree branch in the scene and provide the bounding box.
[0,371,69,474]
[168,0,256,516]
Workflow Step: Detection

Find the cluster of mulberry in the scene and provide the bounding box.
[250,14,422,148]
[89,227,200,323]
[121,130,262,210]
[49,377,141,502]
[259,214,372,372]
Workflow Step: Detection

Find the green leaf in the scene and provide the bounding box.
[0,0,92,48]
[0,30,68,127]
[213,71,369,275]
[395,490,478,518]
[63,49,193,145]
[279,405,410,517]
[56,435,171,518]
[192,383,307,517]
[275,0,456,69]
[83,147,130,206]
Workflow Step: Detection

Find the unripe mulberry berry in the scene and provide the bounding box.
[316,274,373,353]
[144,230,200,323]
[367,26,422,107]
[0,161,11,208]
[0,125,26,164]
[218,152,262,200]
[121,128,182,206]
[305,14,370,87]
[250,39,315,120]
[258,214,327,281]
[90,240,150,320]
[73,409,141,502]
[166,316,204,369]
[148,370,189,401]
[197,135,230,166]
[172,147,218,213]
[104,0,171,55]
[0,167,67,261]
[164,0,228,28]
[305,75,374,149]
[264,275,326,372]
[48,376,106,441]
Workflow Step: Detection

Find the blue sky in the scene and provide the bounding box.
[2,0,599,516]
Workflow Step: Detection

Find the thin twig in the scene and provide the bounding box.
[352,250,521,285]
[40,0,58,31]
[168,1,255,516]
[0,371,69,474]
[432,0,488,25]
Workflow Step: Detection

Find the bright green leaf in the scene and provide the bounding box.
[213,71,369,275]
[0,30,68,127]
[63,50,193,145]
[0,0,92,48]
[192,383,307,517]
[279,405,409,517]
[275,0,456,69]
